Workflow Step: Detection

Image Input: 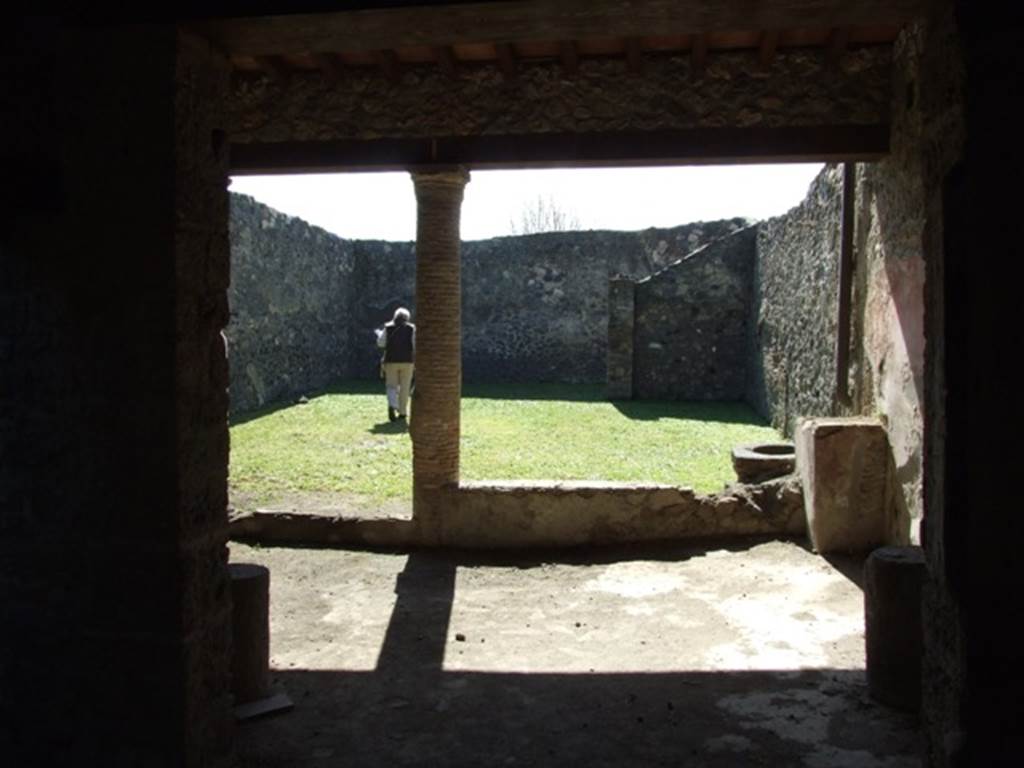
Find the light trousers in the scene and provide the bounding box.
[383,362,414,416]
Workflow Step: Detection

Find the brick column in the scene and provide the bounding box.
[410,168,470,538]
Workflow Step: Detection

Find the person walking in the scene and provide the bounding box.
[376,307,415,422]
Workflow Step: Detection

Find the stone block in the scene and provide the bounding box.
[796,416,890,553]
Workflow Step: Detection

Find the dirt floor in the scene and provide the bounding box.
[230,538,920,767]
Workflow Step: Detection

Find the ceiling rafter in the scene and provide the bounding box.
[690,32,708,77]
[624,37,644,74]
[434,45,457,76]
[827,26,852,67]
[559,40,579,75]
[376,49,401,82]
[311,52,343,83]
[254,55,289,81]
[759,30,779,67]
[495,42,518,77]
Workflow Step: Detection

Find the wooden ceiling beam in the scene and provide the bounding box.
[311,52,343,83]
[691,32,708,78]
[827,26,852,68]
[434,45,457,77]
[624,37,644,75]
[559,40,579,75]
[196,0,924,58]
[759,30,779,67]
[495,42,518,77]
[376,49,401,82]
[254,55,289,81]
[229,125,891,174]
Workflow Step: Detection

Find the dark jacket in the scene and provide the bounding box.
[384,322,415,363]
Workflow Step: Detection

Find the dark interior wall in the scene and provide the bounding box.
[632,227,756,400]
[869,6,970,764]
[228,193,356,413]
[932,3,1021,765]
[1,23,233,766]
[869,1,1024,763]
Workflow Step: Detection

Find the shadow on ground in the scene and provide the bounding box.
[236,549,918,768]
[793,538,868,592]
[461,382,607,402]
[230,380,385,425]
[610,399,770,426]
[230,381,772,430]
[369,420,408,435]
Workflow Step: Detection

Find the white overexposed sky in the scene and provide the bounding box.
[229,164,824,242]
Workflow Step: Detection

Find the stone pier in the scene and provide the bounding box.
[410,168,470,541]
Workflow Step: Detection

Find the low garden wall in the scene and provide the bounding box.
[229,476,805,549]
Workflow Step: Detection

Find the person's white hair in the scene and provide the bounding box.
[393,307,411,324]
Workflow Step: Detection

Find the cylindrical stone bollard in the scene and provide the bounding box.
[229,563,270,705]
[864,546,925,710]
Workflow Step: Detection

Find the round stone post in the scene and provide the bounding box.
[229,563,270,705]
[410,168,470,540]
[864,546,926,710]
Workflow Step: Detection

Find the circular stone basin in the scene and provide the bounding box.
[731,442,796,484]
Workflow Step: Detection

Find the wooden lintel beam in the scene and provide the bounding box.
[495,42,517,77]
[254,55,288,81]
[376,49,401,82]
[197,1,925,58]
[827,26,852,68]
[311,52,342,83]
[759,30,779,67]
[434,45,457,77]
[691,32,708,77]
[229,125,890,174]
[624,37,644,75]
[559,40,579,75]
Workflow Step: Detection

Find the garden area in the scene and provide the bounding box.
[229,382,780,518]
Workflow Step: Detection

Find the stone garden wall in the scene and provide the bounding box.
[229,194,356,413]
[349,220,747,384]
[746,167,844,434]
[632,226,757,400]
[228,195,745,412]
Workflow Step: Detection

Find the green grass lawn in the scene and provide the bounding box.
[229,381,780,507]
